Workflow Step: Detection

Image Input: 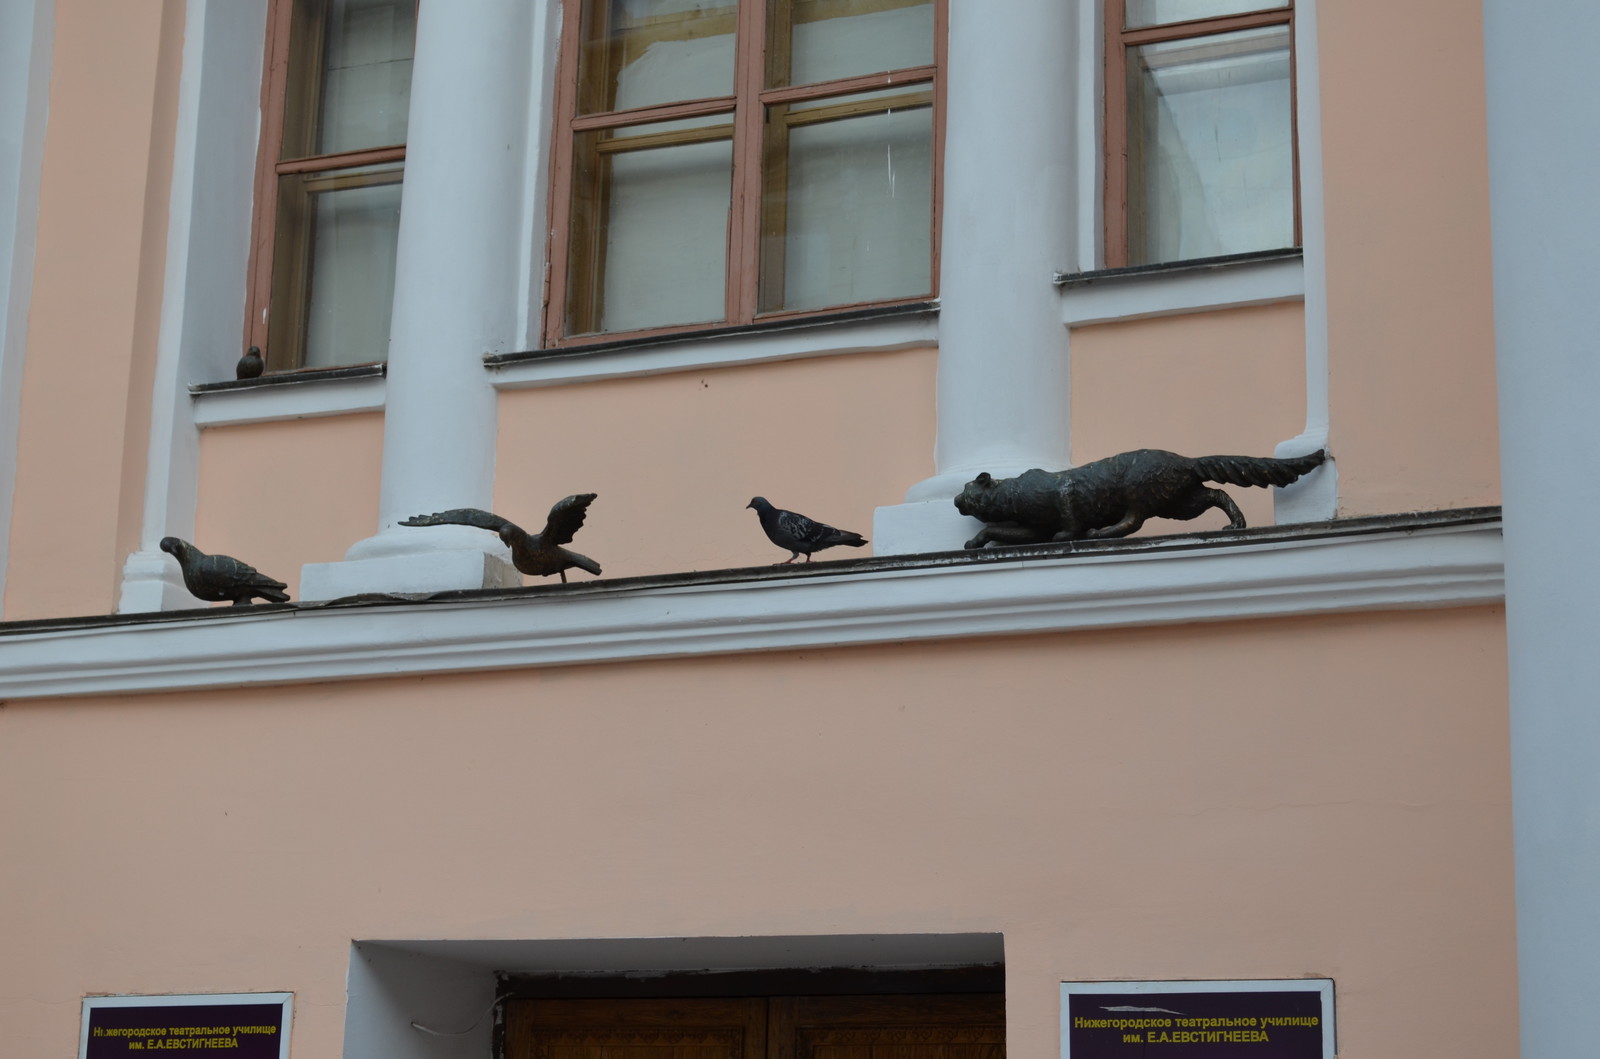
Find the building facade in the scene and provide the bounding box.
[0,0,1588,1056]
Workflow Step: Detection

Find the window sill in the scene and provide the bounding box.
[189,364,386,426]
[1057,248,1304,326]
[487,303,939,389]
[0,508,1501,699]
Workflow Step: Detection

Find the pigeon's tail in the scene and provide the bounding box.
[245,575,290,603]
[828,531,868,549]
[560,548,603,577]
[1193,450,1325,489]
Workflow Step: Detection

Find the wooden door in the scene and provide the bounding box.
[772,996,1004,1059]
[506,996,1003,1059]
[506,999,767,1059]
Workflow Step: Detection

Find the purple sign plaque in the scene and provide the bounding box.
[82,996,290,1059]
[1065,981,1331,1058]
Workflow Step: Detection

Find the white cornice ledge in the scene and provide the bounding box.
[0,517,1501,699]
[190,372,386,426]
[1060,254,1304,327]
[489,310,937,389]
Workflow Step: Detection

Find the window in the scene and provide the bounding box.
[547,0,944,345]
[246,0,417,371]
[1103,0,1298,268]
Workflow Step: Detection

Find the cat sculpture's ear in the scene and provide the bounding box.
[974,472,992,485]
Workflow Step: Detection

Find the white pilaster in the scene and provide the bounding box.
[301,0,553,600]
[119,0,265,613]
[1272,0,1336,521]
[1482,2,1600,1056]
[0,0,54,612]
[874,0,1076,554]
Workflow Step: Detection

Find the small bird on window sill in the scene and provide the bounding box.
[747,497,868,564]
[236,345,264,379]
[400,494,602,582]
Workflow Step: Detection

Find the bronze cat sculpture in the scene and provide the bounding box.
[955,448,1326,549]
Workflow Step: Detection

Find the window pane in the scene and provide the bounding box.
[271,163,403,368]
[760,87,933,313]
[567,115,734,334]
[768,0,936,88]
[1125,25,1294,265]
[316,0,415,154]
[579,0,738,115]
[1125,0,1289,29]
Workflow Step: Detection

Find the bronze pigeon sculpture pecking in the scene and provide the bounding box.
[746,497,868,564]
[400,494,602,582]
[160,536,290,606]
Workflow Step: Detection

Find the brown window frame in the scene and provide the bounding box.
[544,0,948,349]
[244,0,413,374]
[1102,0,1300,270]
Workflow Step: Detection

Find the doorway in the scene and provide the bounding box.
[505,994,1004,1059]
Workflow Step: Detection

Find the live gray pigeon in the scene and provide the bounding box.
[236,345,263,379]
[400,494,602,582]
[746,497,868,564]
[160,536,290,605]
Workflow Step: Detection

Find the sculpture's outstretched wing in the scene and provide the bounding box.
[538,493,597,548]
[399,507,521,537]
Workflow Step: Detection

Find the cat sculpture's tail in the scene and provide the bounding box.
[1193,450,1326,489]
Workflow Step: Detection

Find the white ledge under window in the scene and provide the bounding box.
[189,365,387,426]
[488,304,939,389]
[1058,249,1305,327]
[0,510,1500,699]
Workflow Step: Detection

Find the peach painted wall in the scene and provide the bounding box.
[1071,304,1305,532]
[3,0,185,621]
[1318,0,1501,514]
[194,414,385,601]
[0,607,1512,1056]
[496,349,937,578]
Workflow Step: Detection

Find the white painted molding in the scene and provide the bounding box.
[0,518,1501,699]
[1275,0,1335,523]
[912,0,1074,501]
[1060,255,1305,327]
[489,312,938,389]
[315,0,544,599]
[1484,0,1600,1052]
[0,0,54,612]
[1072,0,1103,273]
[116,547,192,615]
[118,0,268,614]
[190,374,386,426]
[874,497,985,556]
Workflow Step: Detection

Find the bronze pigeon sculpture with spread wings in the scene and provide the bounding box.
[746,496,868,564]
[160,536,290,606]
[400,493,602,582]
